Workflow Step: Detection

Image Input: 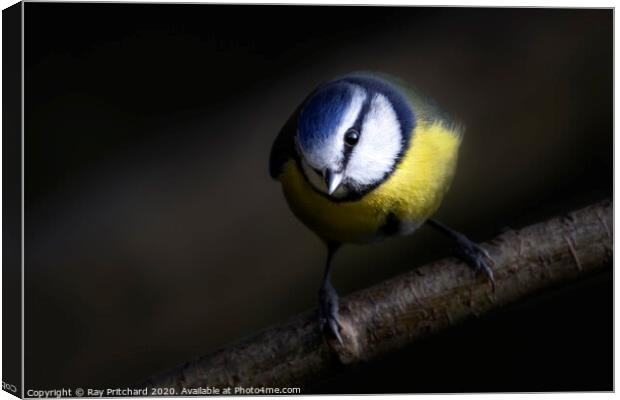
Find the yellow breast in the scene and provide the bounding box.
[278,121,462,243]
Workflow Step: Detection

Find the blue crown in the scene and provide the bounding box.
[297,81,355,153]
[296,75,415,156]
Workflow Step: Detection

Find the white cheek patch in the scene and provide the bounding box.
[301,86,367,173]
[346,94,402,187]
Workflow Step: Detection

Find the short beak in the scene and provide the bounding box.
[324,169,344,195]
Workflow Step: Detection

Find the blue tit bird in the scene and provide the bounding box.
[269,72,493,343]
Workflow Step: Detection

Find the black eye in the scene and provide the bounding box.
[344,129,360,146]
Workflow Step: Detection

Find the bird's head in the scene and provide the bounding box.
[295,75,414,199]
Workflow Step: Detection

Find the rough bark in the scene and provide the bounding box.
[141,199,612,391]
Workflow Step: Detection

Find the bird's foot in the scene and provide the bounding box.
[452,233,495,290]
[318,281,343,344]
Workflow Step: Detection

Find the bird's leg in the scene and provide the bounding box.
[426,218,495,289]
[318,241,343,344]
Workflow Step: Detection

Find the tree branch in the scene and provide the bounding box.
[141,199,612,390]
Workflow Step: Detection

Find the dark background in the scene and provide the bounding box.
[3,2,23,396]
[24,4,612,393]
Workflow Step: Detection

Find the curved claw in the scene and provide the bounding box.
[319,310,343,345]
[475,253,496,291]
[319,282,343,344]
[453,236,496,290]
[326,317,344,345]
[474,243,492,261]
